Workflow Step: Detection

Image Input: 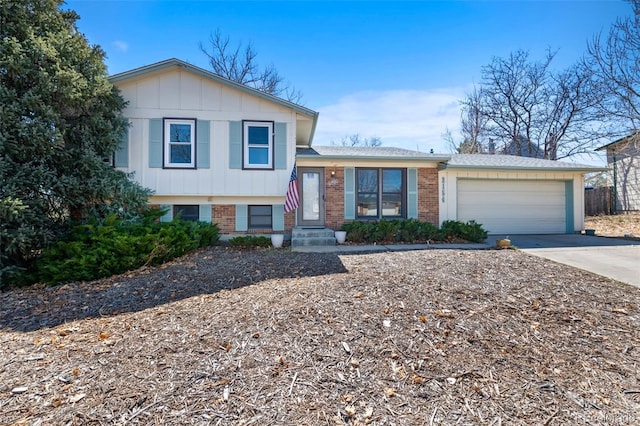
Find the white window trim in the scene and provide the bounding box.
[243,121,274,169]
[164,118,196,168]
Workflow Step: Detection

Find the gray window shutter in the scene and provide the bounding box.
[274,122,287,170]
[149,119,163,168]
[114,125,129,167]
[344,167,355,220]
[235,204,248,231]
[160,204,173,222]
[407,168,418,219]
[199,204,212,223]
[229,121,242,169]
[196,120,210,169]
[272,204,285,231]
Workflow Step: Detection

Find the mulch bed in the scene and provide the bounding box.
[1,246,639,425]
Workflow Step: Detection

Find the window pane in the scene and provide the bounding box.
[357,194,378,217]
[169,124,191,143]
[383,170,402,193]
[250,205,272,215]
[248,205,272,228]
[174,205,199,221]
[248,126,269,145]
[170,144,192,163]
[382,193,402,216]
[358,169,378,193]
[248,147,269,165]
[302,172,320,221]
[250,216,272,227]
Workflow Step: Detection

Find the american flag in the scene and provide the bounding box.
[284,162,300,213]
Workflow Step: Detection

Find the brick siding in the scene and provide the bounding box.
[323,166,440,230]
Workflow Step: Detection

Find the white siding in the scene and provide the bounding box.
[115,67,297,200]
[439,169,587,234]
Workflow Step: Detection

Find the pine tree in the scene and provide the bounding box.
[0,0,151,285]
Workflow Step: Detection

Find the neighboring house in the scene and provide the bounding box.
[110,59,603,239]
[109,58,318,235]
[596,135,640,211]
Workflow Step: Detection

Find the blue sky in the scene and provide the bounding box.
[66,0,631,162]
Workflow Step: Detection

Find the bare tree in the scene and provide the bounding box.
[444,85,488,153]
[465,49,601,160]
[332,134,383,147]
[587,0,640,133]
[200,28,303,103]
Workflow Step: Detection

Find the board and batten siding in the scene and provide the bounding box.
[114,67,297,199]
[439,169,586,234]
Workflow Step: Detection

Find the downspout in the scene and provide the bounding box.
[612,149,617,214]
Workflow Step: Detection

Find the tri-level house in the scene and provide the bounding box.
[110,59,602,242]
[109,58,318,236]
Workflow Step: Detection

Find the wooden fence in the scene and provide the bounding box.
[584,186,613,216]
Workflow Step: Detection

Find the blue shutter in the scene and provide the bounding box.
[344,167,355,220]
[196,120,210,169]
[149,119,163,168]
[274,122,287,170]
[114,125,129,167]
[160,204,173,222]
[229,121,242,169]
[272,204,285,231]
[235,205,248,231]
[407,168,418,219]
[565,181,574,234]
[199,204,212,223]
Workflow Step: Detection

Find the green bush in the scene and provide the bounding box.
[30,212,219,285]
[228,235,272,248]
[341,219,487,244]
[440,220,488,243]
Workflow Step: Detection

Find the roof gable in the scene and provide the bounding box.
[109,58,318,119]
[109,59,319,146]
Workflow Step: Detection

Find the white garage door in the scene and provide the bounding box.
[457,179,567,234]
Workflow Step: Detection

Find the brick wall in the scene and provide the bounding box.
[212,205,235,234]
[325,167,345,230]
[285,210,296,232]
[323,167,440,229]
[418,168,439,225]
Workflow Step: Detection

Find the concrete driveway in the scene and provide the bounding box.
[504,234,640,288]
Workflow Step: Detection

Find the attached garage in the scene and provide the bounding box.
[439,154,605,235]
[457,179,569,234]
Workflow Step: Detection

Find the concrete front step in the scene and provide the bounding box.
[291,228,336,248]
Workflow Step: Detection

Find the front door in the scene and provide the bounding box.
[297,167,325,227]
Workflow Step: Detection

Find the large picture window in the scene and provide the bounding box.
[164,118,196,168]
[356,168,405,219]
[248,205,273,229]
[243,121,273,169]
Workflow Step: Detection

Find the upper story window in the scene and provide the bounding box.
[356,168,405,219]
[164,118,196,168]
[243,121,273,169]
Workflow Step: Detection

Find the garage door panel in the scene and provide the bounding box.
[457,179,566,234]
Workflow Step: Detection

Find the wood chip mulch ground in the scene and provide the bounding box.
[1,246,639,425]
